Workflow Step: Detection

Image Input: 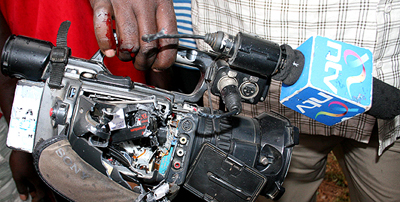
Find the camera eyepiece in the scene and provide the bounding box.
[1,35,53,81]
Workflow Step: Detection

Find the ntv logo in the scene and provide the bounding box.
[323,40,369,97]
[323,41,342,94]
[296,40,369,118]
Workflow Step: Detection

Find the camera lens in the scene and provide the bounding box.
[1,35,53,81]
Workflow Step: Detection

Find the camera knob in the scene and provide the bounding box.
[50,100,70,126]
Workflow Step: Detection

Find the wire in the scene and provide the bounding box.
[142,29,205,43]
[198,109,239,119]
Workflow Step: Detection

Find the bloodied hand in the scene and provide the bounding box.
[89,0,178,71]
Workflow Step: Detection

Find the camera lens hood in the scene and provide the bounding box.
[1,35,53,81]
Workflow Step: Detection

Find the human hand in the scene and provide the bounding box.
[89,0,178,71]
[9,150,53,202]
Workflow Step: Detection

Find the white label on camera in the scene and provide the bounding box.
[108,108,126,131]
[6,80,44,153]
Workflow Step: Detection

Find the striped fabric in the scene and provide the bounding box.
[173,0,197,70]
[191,0,400,155]
[173,0,197,49]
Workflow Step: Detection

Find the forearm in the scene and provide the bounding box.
[0,74,17,123]
[0,11,15,123]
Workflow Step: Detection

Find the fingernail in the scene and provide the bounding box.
[20,194,27,201]
[104,49,116,57]
[152,68,164,72]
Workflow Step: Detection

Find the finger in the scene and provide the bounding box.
[112,0,139,61]
[14,181,29,200]
[152,0,178,71]
[19,194,28,201]
[31,192,48,202]
[146,68,174,89]
[91,0,116,57]
[30,178,47,202]
[132,1,159,70]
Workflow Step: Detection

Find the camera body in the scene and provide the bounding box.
[2,33,298,202]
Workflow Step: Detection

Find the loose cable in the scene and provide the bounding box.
[142,29,205,43]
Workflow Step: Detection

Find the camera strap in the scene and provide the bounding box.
[48,21,71,89]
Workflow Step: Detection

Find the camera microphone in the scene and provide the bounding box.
[143,30,305,86]
[203,31,305,86]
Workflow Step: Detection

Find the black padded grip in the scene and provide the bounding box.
[33,137,140,201]
[367,77,400,119]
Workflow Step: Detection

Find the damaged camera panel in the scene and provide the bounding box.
[70,89,197,188]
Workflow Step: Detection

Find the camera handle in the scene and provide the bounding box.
[89,46,216,104]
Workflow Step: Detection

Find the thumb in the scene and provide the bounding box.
[19,194,29,201]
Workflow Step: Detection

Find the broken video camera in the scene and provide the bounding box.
[2,32,298,202]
